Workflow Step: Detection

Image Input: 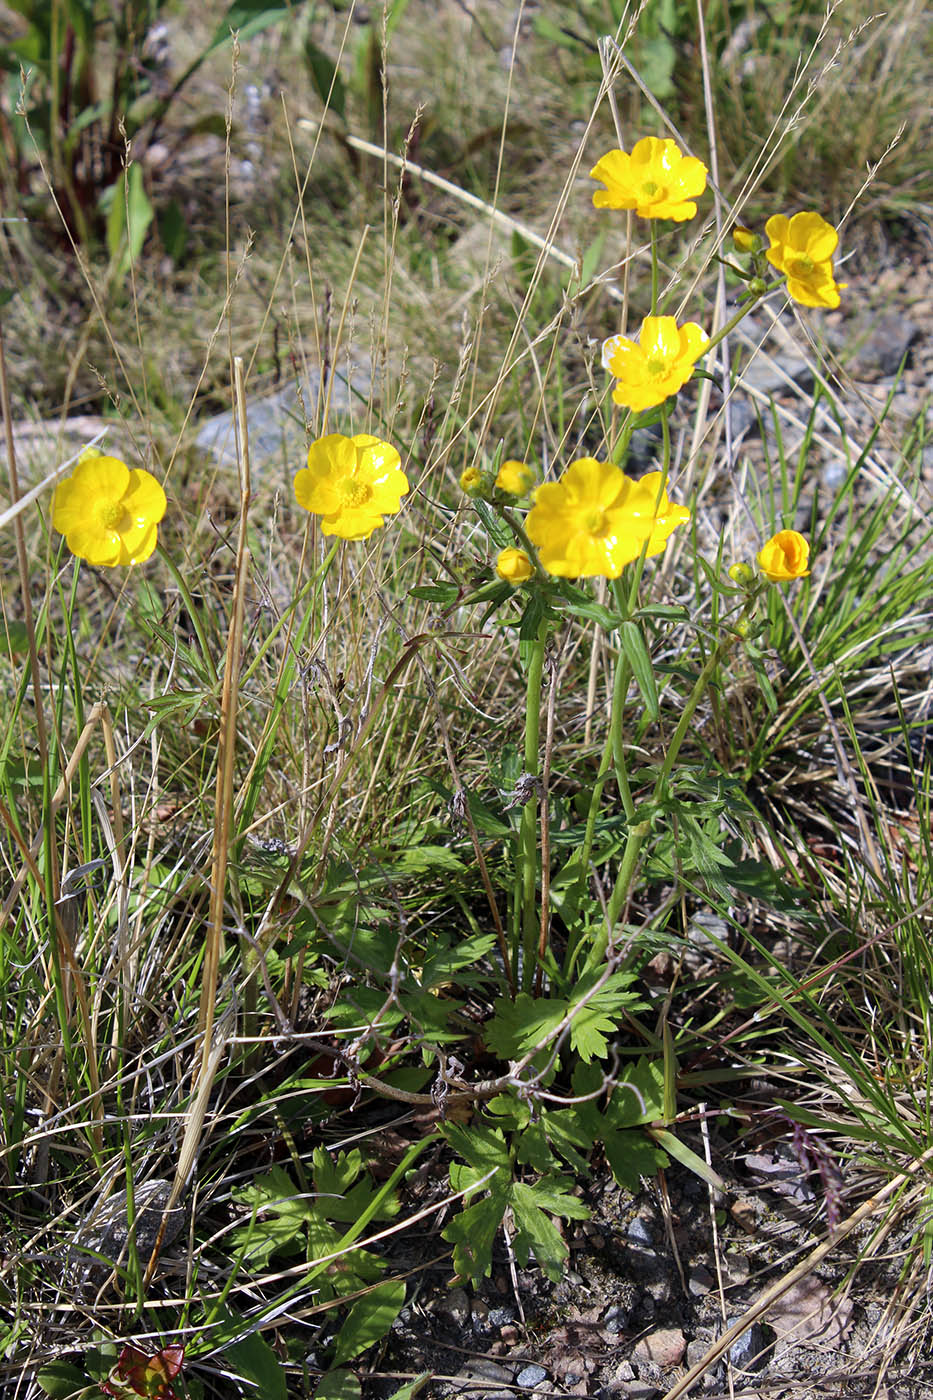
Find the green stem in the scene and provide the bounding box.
[517,618,549,993]
[564,580,634,979]
[584,628,737,971]
[159,546,219,686]
[650,223,659,315]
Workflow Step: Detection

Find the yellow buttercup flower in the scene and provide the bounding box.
[294,433,408,540]
[460,466,483,495]
[602,316,709,412]
[525,460,690,579]
[52,452,167,566]
[757,530,810,582]
[590,137,707,222]
[496,548,534,584]
[764,212,843,309]
[495,459,534,496]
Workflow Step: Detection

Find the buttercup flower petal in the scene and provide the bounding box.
[460,466,483,494]
[52,455,166,566]
[591,137,707,221]
[495,459,534,495]
[757,529,810,582]
[765,212,843,309]
[603,315,709,412]
[496,547,534,583]
[526,458,690,579]
[294,431,408,540]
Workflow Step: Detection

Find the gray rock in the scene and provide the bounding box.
[69,1178,184,1287]
[627,1217,654,1246]
[487,1304,517,1327]
[516,1363,548,1387]
[195,361,372,476]
[727,1318,771,1371]
[847,312,921,380]
[461,1357,515,1383]
[437,1285,470,1323]
[602,1302,629,1334]
[740,349,814,397]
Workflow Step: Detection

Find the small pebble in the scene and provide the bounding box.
[516,1364,548,1387]
[727,1318,771,1372]
[627,1217,654,1246]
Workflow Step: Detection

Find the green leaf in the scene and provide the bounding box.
[206,1,292,54]
[601,1128,669,1189]
[421,932,497,989]
[104,163,153,272]
[36,1362,97,1399]
[510,1177,587,1281]
[304,39,346,121]
[648,1128,725,1189]
[619,620,659,720]
[159,196,188,264]
[314,1372,362,1400]
[408,582,461,604]
[225,1330,287,1400]
[384,1376,432,1400]
[443,1121,510,1177]
[567,970,640,1063]
[332,1278,406,1366]
[484,992,567,1060]
[443,1186,509,1283]
[513,1119,560,1174]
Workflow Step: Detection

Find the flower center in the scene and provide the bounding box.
[338,478,372,509]
[96,498,128,532]
[641,180,659,198]
[647,356,668,378]
[585,507,608,536]
[788,253,814,277]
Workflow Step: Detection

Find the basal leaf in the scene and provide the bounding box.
[509,1179,583,1281]
[601,1128,669,1190]
[225,1329,287,1400]
[442,1121,510,1176]
[332,1278,406,1366]
[484,992,567,1060]
[443,1188,510,1284]
[314,1372,362,1400]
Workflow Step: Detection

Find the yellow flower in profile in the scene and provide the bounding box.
[764,212,843,309]
[526,460,690,579]
[590,138,707,222]
[602,316,709,412]
[496,547,534,584]
[732,225,761,255]
[757,530,810,582]
[52,452,167,566]
[495,460,534,496]
[460,466,483,495]
[294,433,408,540]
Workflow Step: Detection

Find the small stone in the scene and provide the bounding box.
[487,1305,516,1327]
[627,1217,654,1246]
[634,1327,687,1367]
[462,1358,514,1383]
[727,1319,771,1372]
[438,1286,470,1323]
[602,1303,629,1334]
[689,1265,715,1296]
[516,1364,548,1387]
[847,311,921,380]
[730,1197,758,1233]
